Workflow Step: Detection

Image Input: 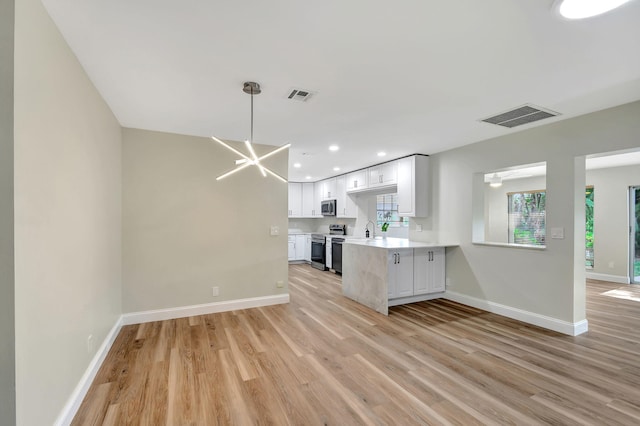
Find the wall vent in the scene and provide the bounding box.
[286,88,315,102]
[480,104,560,128]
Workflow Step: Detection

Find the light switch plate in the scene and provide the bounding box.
[270,226,280,236]
[550,227,564,239]
[416,224,423,232]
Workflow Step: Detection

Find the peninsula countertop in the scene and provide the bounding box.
[344,237,458,249]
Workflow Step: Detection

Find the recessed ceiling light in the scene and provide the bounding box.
[329,145,339,152]
[305,175,312,180]
[377,151,386,157]
[293,163,301,168]
[333,167,340,171]
[553,0,632,19]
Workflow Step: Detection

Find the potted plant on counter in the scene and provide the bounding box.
[381,222,389,238]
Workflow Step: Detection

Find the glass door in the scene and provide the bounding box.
[630,186,640,284]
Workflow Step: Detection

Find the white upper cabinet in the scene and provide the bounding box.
[288,183,302,218]
[397,155,429,217]
[319,177,337,200]
[335,175,357,218]
[301,182,319,217]
[346,169,368,192]
[368,160,397,188]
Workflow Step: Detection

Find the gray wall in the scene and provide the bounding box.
[0,0,15,423]
[122,128,288,312]
[411,101,640,325]
[13,0,122,424]
[587,165,640,278]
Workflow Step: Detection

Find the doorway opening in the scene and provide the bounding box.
[630,186,640,284]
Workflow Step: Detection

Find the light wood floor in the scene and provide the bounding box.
[72,265,640,425]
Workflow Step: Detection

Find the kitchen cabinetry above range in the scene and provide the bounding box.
[288,154,429,219]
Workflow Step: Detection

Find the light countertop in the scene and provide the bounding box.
[344,237,457,249]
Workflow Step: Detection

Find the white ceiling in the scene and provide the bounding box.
[41,0,640,182]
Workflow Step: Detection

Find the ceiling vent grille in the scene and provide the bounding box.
[480,104,560,128]
[286,88,315,102]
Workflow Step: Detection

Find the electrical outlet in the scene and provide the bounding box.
[446,277,451,288]
[87,334,94,354]
[416,224,423,232]
[276,280,284,288]
[270,226,280,236]
[212,286,219,297]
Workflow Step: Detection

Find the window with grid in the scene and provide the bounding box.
[508,190,546,246]
[376,194,408,228]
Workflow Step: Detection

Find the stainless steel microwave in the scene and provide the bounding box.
[321,199,336,216]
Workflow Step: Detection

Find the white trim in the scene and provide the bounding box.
[585,272,630,284]
[121,293,290,325]
[54,316,123,426]
[388,292,445,307]
[444,291,588,336]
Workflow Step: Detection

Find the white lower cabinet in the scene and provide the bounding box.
[289,234,311,262]
[387,249,414,299]
[413,247,445,295]
[288,236,296,261]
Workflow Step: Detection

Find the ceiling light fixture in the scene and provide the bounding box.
[329,145,339,152]
[212,81,290,183]
[305,175,312,180]
[553,0,633,19]
[377,151,387,157]
[488,173,503,188]
[293,162,301,168]
[333,167,340,171]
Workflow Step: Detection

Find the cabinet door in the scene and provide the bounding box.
[381,161,398,186]
[388,249,414,298]
[335,175,357,218]
[325,238,332,268]
[321,178,337,200]
[398,155,429,217]
[369,161,397,188]
[395,249,414,298]
[414,247,445,294]
[313,182,324,217]
[397,156,414,216]
[288,237,296,261]
[429,247,446,292]
[304,235,311,261]
[346,170,368,192]
[413,248,429,295]
[387,252,397,298]
[288,183,302,217]
[295,235,306,260]
[301,182,316,217]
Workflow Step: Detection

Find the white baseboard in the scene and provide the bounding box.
[54,293,289,425]
[121,293,290,325]
[585,272,630,284]
[444,291,588,336]
[54,316,123,426]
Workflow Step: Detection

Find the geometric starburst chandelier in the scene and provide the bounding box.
[212,81,290,183]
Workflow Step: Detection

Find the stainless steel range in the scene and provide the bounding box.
[311,225,347,271]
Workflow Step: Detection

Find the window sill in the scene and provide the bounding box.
[472,241,546,251]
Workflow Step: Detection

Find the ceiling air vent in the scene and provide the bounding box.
[480,104,560,128]
[286,88,315,102]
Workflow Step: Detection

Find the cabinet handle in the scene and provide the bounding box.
[398,252,400,263]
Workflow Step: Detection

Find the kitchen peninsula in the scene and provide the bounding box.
[342,238,457,315]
